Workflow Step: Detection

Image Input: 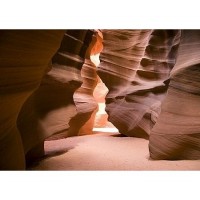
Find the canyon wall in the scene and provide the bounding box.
[0,30,65,169]
[0,30,199,170]
[0,30,100,169]
[17,30,97,164]
[98,30,181,138]
[67,30,103,136]
[149,30,200,159]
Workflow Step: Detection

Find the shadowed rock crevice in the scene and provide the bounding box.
[0,30,65,170]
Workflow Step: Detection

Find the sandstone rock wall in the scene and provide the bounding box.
[149,30,200,159]
[1,30,199,170]
[98,30,181,138]
[67,30,103,136]
[17,30,95,153]
[0,30,65,169]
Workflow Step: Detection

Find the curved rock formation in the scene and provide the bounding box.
[149,30,200,160]
[93,77,110,128]
[17,30,96,161]
[98,30,181,138]
[1,30,199,170]
[0,30,65,170]
[68,30,103,136]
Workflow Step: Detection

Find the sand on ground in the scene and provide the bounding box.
[29,131,200,170]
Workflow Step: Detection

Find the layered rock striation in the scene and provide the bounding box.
[65,30,103,136]
[98,30,181,138]
[17,30,96,160]
[149,30,200,159]
[1,30,199,170]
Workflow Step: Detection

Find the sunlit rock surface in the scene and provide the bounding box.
[93,78,116,130]
[68,30,103,136]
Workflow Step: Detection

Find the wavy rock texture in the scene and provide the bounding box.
[17,30,95,165]
[0,30,65,170]
[68,30,103,136]
[67,59,98,136]
[98,30,181,138]
[93,78,110,128]
[149,30,200,160]
[1,29,199,171]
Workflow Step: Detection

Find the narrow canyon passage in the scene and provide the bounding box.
[92,77,118,133]
[29,79,200,170]
[0,30,200,170]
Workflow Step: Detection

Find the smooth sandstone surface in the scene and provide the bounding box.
[149,30,200,160]
[17,30,93,156]
[0,30,65,169]
[0,30,200,170]
[68,31,103,136]
[98,30,181,138]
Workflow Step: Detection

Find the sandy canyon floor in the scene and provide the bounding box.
[29,131,200,170]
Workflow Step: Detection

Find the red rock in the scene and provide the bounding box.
[149,30,200,160]
[98,30,181,138]
[0,30,65,169]
[68,30,103,136]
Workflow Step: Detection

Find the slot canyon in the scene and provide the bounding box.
[0,30,200,170]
